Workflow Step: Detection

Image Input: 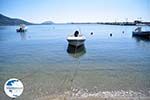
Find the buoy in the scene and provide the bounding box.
[122,31,124,34]
[90,32,93,35]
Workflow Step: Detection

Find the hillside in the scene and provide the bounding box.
[0,14,33,25]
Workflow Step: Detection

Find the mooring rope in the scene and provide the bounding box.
[58,29,82,93]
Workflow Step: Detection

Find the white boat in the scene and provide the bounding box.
[67,30,86,47]
[16,24,27,32]
[132,27,150,38]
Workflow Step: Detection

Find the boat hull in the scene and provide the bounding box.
[132,31,150,38]
[67,39,85,47]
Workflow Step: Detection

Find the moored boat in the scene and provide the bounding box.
[132,27,150,38]
[16,24,27,32]
[67,30,86,47]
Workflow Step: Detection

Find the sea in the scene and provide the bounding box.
[0,24,150,99]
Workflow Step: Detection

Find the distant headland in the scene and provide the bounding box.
[0,14,34,25]
[0,14,54,25]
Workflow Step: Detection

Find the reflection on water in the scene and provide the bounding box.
[67,44,86,58]
[132,36,150,42]
[19,32,26,40]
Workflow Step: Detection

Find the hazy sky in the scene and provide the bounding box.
[0,0,150,23]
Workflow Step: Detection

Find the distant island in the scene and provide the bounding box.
[41,21,54,25]
[0,13,150,26]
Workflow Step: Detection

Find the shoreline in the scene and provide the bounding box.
[1,88,150,100]
[32,89,150,100]
[36,94,150,100]
[37,96,150,100]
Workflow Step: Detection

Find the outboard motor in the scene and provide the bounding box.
[74,31,79,37]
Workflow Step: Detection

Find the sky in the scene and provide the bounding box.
[0,0,150,23]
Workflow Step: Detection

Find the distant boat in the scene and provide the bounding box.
[132,27,150,38]
[67,30,86,47]
[16,24,27,32]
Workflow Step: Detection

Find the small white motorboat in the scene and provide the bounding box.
[132,27,150,38]
[67,30,86,47]
[16,24,27,32]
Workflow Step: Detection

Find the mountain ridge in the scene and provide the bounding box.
[0,14,34,25]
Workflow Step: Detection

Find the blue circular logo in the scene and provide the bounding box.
[4,78,24,98]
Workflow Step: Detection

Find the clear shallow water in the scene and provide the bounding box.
[0,24,150,99]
